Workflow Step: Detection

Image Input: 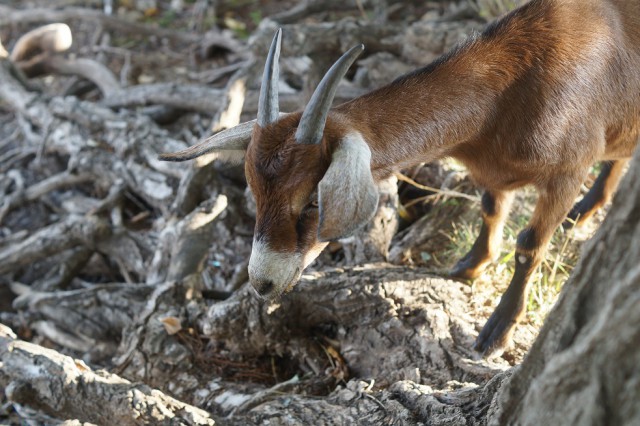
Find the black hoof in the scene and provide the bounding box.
[450,254,484,280]
[474,309,517,357]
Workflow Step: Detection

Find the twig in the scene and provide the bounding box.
[42,247,94,291]
[0,146,36,173]
[89,179,127,215]
[190,60,248,84]
[0,214,110,275]
[395,172,480,202]
[0,172,93,224]
[231,375,302,415]
[103,83,224,113]
[103,82,302,119]
[17,55,120,97]
[0,59,52,128]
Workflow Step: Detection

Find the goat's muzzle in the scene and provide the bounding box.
[248,239,303,300]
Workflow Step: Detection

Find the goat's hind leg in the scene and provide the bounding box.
[563,160,628,228]
[474,174,584,356]
[450,190,514,279]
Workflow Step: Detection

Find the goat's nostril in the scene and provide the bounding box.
[254,279,274,296]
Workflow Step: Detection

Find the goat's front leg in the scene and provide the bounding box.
[564,160,628,228]
[474,175,584,356]
[450,190,514,279]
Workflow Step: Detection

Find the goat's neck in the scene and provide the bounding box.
[333,47,508,180]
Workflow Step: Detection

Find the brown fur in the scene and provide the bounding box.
[245,0,640,354]
[246,114,331,256]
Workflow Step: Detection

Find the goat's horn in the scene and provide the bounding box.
[158,120,254,161]
[257,28,282,127]
[295,44,364,145]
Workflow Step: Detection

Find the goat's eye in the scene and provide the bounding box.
[306,191,319,209]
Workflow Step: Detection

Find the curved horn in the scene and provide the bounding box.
[158,120,254,162]
[257,28,282,127]
[295,44,364,145]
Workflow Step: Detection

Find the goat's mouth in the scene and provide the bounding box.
[283,267,302,294]
[253,267,302,301]
[271,267,302,300]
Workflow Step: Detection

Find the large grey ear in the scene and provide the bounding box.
[317,133,379,241]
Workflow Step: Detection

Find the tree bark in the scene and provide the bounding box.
[0,325,217,426]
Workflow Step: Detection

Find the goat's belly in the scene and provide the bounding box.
[466,166,536,191]
[603,121,640,160]
[602,136,638,160]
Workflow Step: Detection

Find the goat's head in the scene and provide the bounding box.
[160,30,379,298]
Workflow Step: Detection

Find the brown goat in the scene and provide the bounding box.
[160,0,640,355]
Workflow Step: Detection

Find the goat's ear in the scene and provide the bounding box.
[158,120,254,164]
[317,133,379,241]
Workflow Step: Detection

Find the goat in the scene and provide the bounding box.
[160,0,640,355]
